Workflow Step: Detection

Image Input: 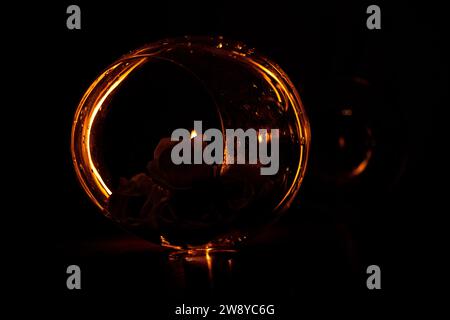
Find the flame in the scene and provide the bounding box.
[258,131,271,143]
[190,130,198,139]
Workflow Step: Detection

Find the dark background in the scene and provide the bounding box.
[11,0,448,316]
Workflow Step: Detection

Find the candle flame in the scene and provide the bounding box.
[258,131,271,143]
